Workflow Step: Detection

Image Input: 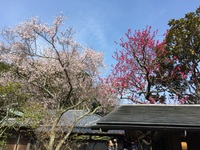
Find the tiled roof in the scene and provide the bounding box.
[92,105,200,131]
[38,110,124,134]
[57,110,102,127]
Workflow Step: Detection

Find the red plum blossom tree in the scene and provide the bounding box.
[106,26,185,104]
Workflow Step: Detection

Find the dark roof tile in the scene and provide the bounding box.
[93,105,200,131]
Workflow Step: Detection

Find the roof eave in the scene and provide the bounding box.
[92,123,200,131]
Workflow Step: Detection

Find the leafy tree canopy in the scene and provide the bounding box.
[165,6,200,104]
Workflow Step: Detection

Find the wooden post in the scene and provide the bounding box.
[15,133,21,150]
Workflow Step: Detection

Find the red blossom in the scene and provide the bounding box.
[107,26,169,103]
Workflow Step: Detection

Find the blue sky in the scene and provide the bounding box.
[0,0,199,75]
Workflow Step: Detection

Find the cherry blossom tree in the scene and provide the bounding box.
[0,15,116,150]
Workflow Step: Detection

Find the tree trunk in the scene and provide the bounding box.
[55,135,69,150]
[48,133,56,150]
[55,125,74,150]
[48,117,59,150]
